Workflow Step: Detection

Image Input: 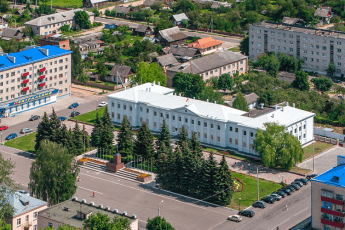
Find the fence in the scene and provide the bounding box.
[314,117,345,127]
[193,28,245,38]
[314,128,345,141]
[72,79,117,91]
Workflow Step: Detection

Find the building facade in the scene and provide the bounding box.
[0,45,72,117]
[107,83,315,155]
[311,161,345,230]
[25,9,95,36]
[38,34,70,50]
[249,21,345,76]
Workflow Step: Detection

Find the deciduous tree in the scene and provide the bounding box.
[232,92,249,111]
[91,113,102,148]
[312,77,333,93]
[292,71,310,91]
[218,73,234,92]
[74,10,91,29]
[134,62,167,86]
[83,212,130,230]
[146,216,175,230]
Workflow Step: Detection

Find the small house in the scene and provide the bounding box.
[106,64,134,84]
[154,53,179,70]
[135,25,154,36]
[157,26,188,46]
[171,13,189,26]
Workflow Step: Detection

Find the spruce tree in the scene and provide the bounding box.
[102,106,113,131]
[169,147,183,193]
[157,120,172,158]
[100,123,115,152]
[50,108,61,143]
[82,125,90,151]
[180,142,199,196]
[202,152,220,202]
[60,125,75,154]
[177,126,189,147]
[118,115,134,157]
[134,122,155,159]
[190,132,202,159]
[216,155,234,205]
[73,121,84,155]
[35,112,51,151]
[232,92,249,112]
[90,113,102,148]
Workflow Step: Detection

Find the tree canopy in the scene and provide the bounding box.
[74,10,91,29]
[146,216,175,230]
[134,62,167,86]
[83,212,131,230]
[232,92,249,111]
[218,73,234,92]
[311,77,333,93]
[292,71,310,91]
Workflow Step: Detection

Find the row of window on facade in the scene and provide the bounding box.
[0,79,68,93]
[43,20,73,29]
[0,72,68,86]
[0,87,68,102]
[16,212,38,228]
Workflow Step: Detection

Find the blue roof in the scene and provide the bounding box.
[0,45,72,71]
[312,164,345,188]
[5,191,47,216]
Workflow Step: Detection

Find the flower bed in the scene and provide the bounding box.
[77,157,106,165]
[235,177,245,192]
[123,168,153,182]
[138,173,150,179]
[124,168,141,174]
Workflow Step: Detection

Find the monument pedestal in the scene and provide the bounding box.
[106,153,124,173]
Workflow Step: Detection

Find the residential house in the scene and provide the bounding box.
[106,64,134,84]
[4,190,47,230]
[38,198,139,230]
[1,28,27,41]
[211,1,232,9]
[143,0,156,7]
[114,6,133,18]
[281,17,306,26]
[108,83,315,155]
[315,6,333,25]
[154,53,179,70]
[71,32,103,44]
[164,45,201,61]
[188,36,224,55]
[24,9,95,36]
[38,34,70,50]
[227,93,259,110]
[278,72,296,84]
[83,0,109,8]
[0,16,8,30]
[134,25,154,36]
[166,51,247,86]
[171,13,189,26]
[79,42,104,59]
[157,26,188,46]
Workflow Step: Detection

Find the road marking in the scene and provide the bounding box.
[0,148,34,161]
[80,172,231,216]
[294,208,309,216]
[78,186,103,194]
[271,218,290,230]
[207,220,227,230]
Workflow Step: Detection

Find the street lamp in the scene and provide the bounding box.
[1,133,2,145]
[158,200,164,216]
[239,198,241,211]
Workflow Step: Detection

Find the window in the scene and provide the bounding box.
[204,122,207,127]
[303,134,306,138]
[25,215,29,222]
[336,194,343,201]
[117,114,120,119]
[243,130,246,135]
[48,223,53,227]
[235,139,238,145]
[211,135,213,140]
[154,122,157,128]
[217,136,220,142]
[118,104,120,108]
[185,118,188,123]
[316,45,319,49]
[17,218,21,226]
[179,117,181,121]
[129,106,132,111]
[191,119,194,124]
[303,124,306,129]
[204,133,207,139]
[154,111,157,116]
[321,190,334,199]
[294,128,297,133]
[336,204,343,212]
[33,225,37,230]
[243,143,246,148]
[250,132,254,137]
[173,115,175,120]
[217,125,220,130]
[124,105,127,110]
[198,121,200,126]
[338,49,342,52]
[235,128,238,132]
[299,127,301,131]
[229,138,232,143]
[166,114,169,119]
[147,108,149,113]
[211,124,214,128]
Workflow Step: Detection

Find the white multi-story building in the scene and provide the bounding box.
[249,21,345,76]
[108,83,315,155]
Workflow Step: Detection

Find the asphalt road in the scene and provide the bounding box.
[1,143,312,230]
[94,17,242,46]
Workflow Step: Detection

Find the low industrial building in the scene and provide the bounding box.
[107,82,315,155]
[38,34,70,50]
[0,45,72,117]
[38,198,139,230]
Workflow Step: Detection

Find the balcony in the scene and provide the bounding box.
[22,87,29,92]
[39,82,45,87]
[321,196,344,206]
[22,72,29,77]
[321,218,344,228]
[22,79,29,84]
[321,207,344,217]
[39,67,46,72]
[39,75,45,80]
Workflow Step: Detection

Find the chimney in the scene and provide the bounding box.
[207,99,209,102]
[214,101,216,104]
[275,105,277,110]
[158,81,160,86]
[293,103,295,108]
[272,114,275,118]
[260,103,264,109]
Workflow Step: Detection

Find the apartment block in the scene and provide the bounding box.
[25,9,95,36]
[249,21,345,76]
[311,159,345,230]
[0,45,72,117]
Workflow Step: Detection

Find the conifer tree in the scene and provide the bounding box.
[118,115,134,157]
[180,142,199,196]
[190,132,202,159]
[134,122,155,159]
[82,125,90,151]
[202,152,220,201]
[177,126,189,147]
[215,155,234,205]
[90,113,102,148]
[157,120,171,158]
[50,108,61,143]
[59,125,75,154]
[100,107,115,150]
[35,112,51,151]
[102,106,113,131]
[169,147,183,193]
[73,121,84,155]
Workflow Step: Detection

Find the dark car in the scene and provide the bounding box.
[252,201,266,208]
[59,116,67,121]
[284,185,295,192]
[6,133,17,140]
[29,115,40,121]
[333,79,341,83]
[268,194,282,201]
[292,181,303,187]
[295,178,309,185]
[278,188,292,195]
[70,111,80,117]
[69,103,79,109]
[272,191,286,198]
[261,196,275,204]
[306,174,318,180]
[289,183,300,190]
[238,210,255,218]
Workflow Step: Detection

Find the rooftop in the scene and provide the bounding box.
[251,21,345,39]
[0,45,72,71]
[312,164,345,188]
[171,13,189,22]
[25,9,94,26]
[227,92,259,107]
[155,53,179,67]
[158,26,188,42]
[5,191,47,217]
[188,36,224,49]
[39,199,137,228]
[108,83,315,129]
[167,45,200,57]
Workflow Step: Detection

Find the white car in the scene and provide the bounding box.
[20,128,33,134]
[98,102,108,107]
[228,215,242,222]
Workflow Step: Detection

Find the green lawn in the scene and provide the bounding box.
[42,0,82,8]
[229,46,240,52]
[5,132,36,153]
[71,107,106,124]
[229,172,282,210]
[303,142,334,160]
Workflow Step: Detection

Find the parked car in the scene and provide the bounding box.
[272,191,286,198]
[20,128,33,134]
[261,196,275,204]
[295,178,309,185]
[0,125,8,131]
[59,116,67,121]
[268,194,282,201]
[228,215,242,222]
[69,103,79,109]
[289,183,300,190]
[238,210,255,218]
[252,201,266,208]
[292,181,303,187]
[283,185,295,192]
[333,79,341,83]
[6,133,17,140]
[29,115,40,121]
[98,102,108,107]
[70,111,80,117]
[306,174,318,180]
[278,188,292,195]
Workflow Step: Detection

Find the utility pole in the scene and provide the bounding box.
[257,167,259,201]
[51,0,52,9]
[313,141,315,172]
[83,124,85,153]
